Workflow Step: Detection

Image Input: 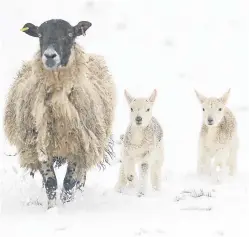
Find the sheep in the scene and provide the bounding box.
[115,89,164,196]
[195,89,238,183]
[4,19,116,208]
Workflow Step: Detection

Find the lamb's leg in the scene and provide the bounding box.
[228,146,238,176]
[197,148,211,176]
[123,157,137,188]
[61,162,77,203]
[137,162,149,197]
[39,160,57,209]
[211,148,229,183]
[151,145,164,191]
[114,163,127,192]
[151,161,162,191]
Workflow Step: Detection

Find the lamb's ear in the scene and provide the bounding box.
[194,89,206,104]
[149,89,157,103]
[20,23,38,37]
[219,88,231,104]
[124,89,133,104]
[74,21,92,36]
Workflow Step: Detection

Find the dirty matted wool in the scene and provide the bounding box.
[4,43,116,171]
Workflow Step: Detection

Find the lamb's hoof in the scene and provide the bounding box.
[60,190,75,204]
[137,192,144,197]
[114,183,125,193]
[211,174,220,184]
[229,170,236,176]
[115,187,123,193]
[127,175,134,182]
[152,186,161,192]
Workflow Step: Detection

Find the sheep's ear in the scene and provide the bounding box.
[194,89,206,104]
[20,23,38,37]
[74,21,92,36]
[219,88,231,104]
[124,89,133,104]
[149,89,157,103]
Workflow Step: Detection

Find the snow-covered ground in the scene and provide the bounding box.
[0,0,249,236]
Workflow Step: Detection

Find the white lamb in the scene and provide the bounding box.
[115,89,164,196]
[195,89,238,183]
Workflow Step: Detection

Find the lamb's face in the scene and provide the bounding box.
[129,99,153,127]
[124,89,157,128]
[20,19,92,70]
[195,89,231,127]
[201,98,226,127]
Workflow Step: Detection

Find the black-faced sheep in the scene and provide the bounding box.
[4,19,116,208]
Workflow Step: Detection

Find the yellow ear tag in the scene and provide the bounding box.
[20,27,29,32]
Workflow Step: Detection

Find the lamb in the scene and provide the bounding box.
[195,89,238,183]
[115,89,164,196]
[4,19,116,208]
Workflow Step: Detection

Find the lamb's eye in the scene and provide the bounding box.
[146,108,150,112]
[68,32,73,37]
[38,33,42,38]
[202,108,205,111]
[218,108,222,111]
[131,108,133,112]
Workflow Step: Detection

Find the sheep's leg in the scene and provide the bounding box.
[137,162,149,197]
[61,162,77,203]
[39,160,57,209]
[76,167,87,192]
[114,163,127,193]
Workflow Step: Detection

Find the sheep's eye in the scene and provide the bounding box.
[146,108,150,112]
[38,33,42,38]
[218,108,222,111]
[68,32,73,37]
[202,108,205,111]
[131,108,133,112]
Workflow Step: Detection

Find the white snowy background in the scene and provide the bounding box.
[0,0,249,236]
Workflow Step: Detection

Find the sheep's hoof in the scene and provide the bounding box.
[60,190,75,204]
[76,182,85,193]
[47,199,56,209]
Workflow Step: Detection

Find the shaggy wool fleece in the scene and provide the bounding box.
[4,43,116,171]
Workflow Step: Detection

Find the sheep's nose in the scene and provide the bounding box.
[44,53,57,59]
[43,47,58,59]
[136,116,142,122]
[207,117,214,125]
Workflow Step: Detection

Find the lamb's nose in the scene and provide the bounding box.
[136,116,142,122]
[208,117,214,125]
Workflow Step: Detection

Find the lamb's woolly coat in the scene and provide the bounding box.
[4,43,116,171]
[198,107,238,176]
[199,108,237,150]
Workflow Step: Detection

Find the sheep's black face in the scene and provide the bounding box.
[38,20,75,70]
[20,19,92,70]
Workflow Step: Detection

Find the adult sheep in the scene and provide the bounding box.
[4,19,116,209]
